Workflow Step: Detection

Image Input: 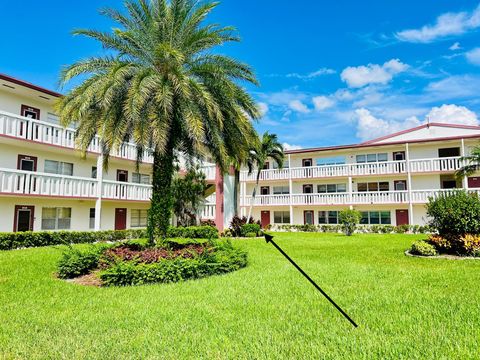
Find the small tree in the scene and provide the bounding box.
[339,209,362,236]
[172,166,208,227]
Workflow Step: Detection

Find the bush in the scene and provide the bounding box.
[58,244,111,279]
[339,209,361,236]
[426,191,480,237]
[229,216,261,237]
[200,219,216,227]
[166,225,218,239]
[410,241,438,256]
[240,223,261,237]
[99,240,247,286]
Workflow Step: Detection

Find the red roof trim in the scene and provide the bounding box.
[0,73,62,98]
[285,133,480,155]
[360,122,480,145]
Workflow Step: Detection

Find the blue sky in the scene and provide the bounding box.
[2,1,480,149]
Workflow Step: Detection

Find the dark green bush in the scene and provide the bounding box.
[410,241,438,256]
[339,209,361,236]
[166,225,218,239]
[58,244,111,279]
[426,191,480,237]
[229,216,261,237]
[241,223,261,237]
[244,232,257,238]
[99,240,247,286]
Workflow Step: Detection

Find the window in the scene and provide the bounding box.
[89,208,95,229]
[356,153,388,163]
[91,167,97,179]
[132,172,150,184]
[360,211,391,225]
[131,209,148,228]
[438,147,460,158]
[302,158,313,167]
[42,207,71,230]
[44,160,73,176]
[316,156,346,166]
[274,211,290,224]
[47,113,60,124]
[303,184,313,193]
[357,182,389,192]
[273,161,289,169]
[273,186,289,194]
[394,181,407,191]
[263,162,270,169]
[260,186,270,195]
[318,211,339,224]
[317,183,347,193]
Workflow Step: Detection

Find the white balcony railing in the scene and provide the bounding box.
[102,180,152,201]
[199,203,216,219]
[0,168,98,198]
[240,157,465,182]
[242,189,480,207]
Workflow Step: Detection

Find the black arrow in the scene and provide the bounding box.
[264,233,358,328]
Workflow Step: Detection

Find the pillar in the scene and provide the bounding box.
[94,154,103,231]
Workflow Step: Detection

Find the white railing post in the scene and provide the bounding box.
[288,154,293,224]
[95,155,103,231]
[405,143,414,225]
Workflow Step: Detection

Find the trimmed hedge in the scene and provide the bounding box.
[240,223,261,237]
[0,226,219,251]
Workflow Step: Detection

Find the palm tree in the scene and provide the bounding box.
[456,144,480,180]
[56,0,260,243]
[246,132,284,222]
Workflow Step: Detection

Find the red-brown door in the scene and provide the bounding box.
[21,104,40,119]
[304,210,314,225]
[468,177,480,188]
[261,210,270,228]
[116,170,128,182]
[115,208,127,230]
[395,209,409,226]
[17,155,37,192]
[14,205,35,232]
[17,154,37,171]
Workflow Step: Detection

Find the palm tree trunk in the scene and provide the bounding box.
[246,170,261,223]
[233,168,240,216]
[147,145,175,245]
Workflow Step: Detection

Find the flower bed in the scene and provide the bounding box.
[58,238,247,286]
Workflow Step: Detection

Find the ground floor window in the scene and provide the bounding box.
[41,207,71,230]
[131,209,148,227]
[360,211,391,225]
[273,211,290,224]
[318,210,339,224]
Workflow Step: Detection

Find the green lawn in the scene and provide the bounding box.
[1,233,479,359]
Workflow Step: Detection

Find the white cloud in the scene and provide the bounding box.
[257,102,269,116]
[288,100,310,113]
[426,104,479,125]
[466,47,480,65]
[282,142,303,151]
[355,108,420,141]
[312,96,335,111]
[286,68,336,80]
[395,5,480,43]
[355,104,479,141]
[340,59,408,88]
[450,42,461,50]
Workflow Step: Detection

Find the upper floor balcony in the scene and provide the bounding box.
[0,111,217,181]
[240,157,464,182]
[241,188,480,207]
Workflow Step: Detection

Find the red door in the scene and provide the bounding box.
[115,208,127,230]
[261,210,270,228]
[13,205,35,232]
[468,177,480,188]
[395,209,409,226]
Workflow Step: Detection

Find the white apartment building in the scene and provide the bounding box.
[0,73,233,233]
[239,123,480,228]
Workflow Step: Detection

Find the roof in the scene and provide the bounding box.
[0,73,62,98]
[285,122,480,155]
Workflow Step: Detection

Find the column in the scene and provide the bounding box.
[94,154,103,231]
[461,138,468,189]
[348,176,353,210]
[215,166,224,231]
[405,143,414,225]
[288,154,293,224]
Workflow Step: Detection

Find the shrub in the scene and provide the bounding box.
[426,191,480,237]
[99,240,247,286]
[200,219,216,227]
[229,216,261,237]
[241,223,261,237]
[166,225,218,239]
[459,234,480,255]
[339,209,361,236]
[58,244,111,279]
[410,241,438,256]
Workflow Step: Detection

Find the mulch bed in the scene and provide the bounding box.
[66,272,103,287]
[102,244,208,264]
[405,250,480,260]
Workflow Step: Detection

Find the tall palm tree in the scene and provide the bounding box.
[456,144,480,179]
[56,0,260,243]
[246,132,284,222]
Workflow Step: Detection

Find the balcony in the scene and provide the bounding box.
[240,157,464,182]
[242,189,479,207]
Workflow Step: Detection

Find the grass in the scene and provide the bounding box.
[1,232,479,359]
